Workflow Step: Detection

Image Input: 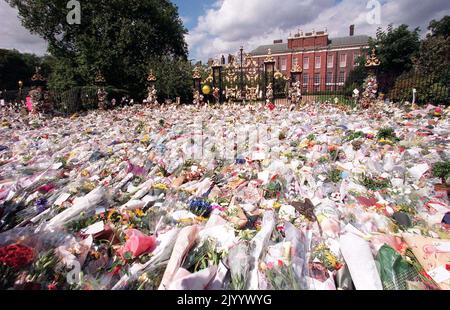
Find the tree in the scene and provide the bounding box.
[414,16,450,85]
[6,0,188,97]
[428,15,450,37]
[148,56,194,103]
[0,49,52,90]
[344,55,368,91]
[370,24,421,93]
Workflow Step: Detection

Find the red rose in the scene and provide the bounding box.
[0,244,35,269]
[268,103,275,111]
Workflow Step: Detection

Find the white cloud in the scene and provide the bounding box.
[0,1,48,55]
[188,0,450,61]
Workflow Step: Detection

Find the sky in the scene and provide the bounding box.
[1,0,449,61]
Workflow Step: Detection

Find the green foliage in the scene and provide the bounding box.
[359,174,390,191]
[371,24,421,92]
[0,49,53,90]
[328,169,342,183]
[389,71,448,105]
[377,127,399,141]
[432,161,450,183]
[345,55,368,90]
[66,213,99,233]
[414,16,450,88]
[307,134,316,141]
[147,56,194,103]
[183,239,222,273]
[428,16,450,37]
[265,263,300,290]
[0,264,16,289]
[343,131,365,142]
[6,0,188,98]
[264,180,283,199]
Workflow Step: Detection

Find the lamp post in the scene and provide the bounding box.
[95,70,108,110]
[365,48,381,78]
[192,66,203,105]
[146,69,157,105]
[212,60,223,104]
[192,67,202,94]
[264,49,275,102]
[30,67,48,113]
[18,80,23,100]
[240,46,244,99]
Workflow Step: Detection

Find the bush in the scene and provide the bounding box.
[432,161,450,183]
[388,71,449,105]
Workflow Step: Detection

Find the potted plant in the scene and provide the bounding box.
[432,161,450,192]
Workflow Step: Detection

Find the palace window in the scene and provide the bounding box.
[315,56,321,69]
[314,73,320,85]
[326,72,333,84]
[292,57,298,67]
[338,70,345,83]
[303,57,309,70]
[327,55,333,68]
[340,54,347,67]
[281,57,287,71]
[303,73,309,85]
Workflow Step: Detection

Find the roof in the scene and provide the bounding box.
[329,35,370,48]
[250,35,370,56]
[251,43,289,56]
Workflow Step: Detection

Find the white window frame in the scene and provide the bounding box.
[281,57,287,71]
[327,55,333,68]
[326,72,333,84]
[303,57,309,70]
[315,56,321,69]
[314,73,320,85]
[338,71,345,84]
[303,73,309,86]
[340,54,347,68]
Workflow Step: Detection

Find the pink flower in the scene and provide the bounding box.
[277,260,283,267]
[435,107,443,114]
[118,229,156,258]
[267,262,274,270]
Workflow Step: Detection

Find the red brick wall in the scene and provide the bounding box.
[250,46,366,90]
[288,34,328,49]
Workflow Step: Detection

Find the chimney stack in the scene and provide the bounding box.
[350,24,355,36]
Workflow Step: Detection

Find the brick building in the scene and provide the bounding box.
[250,27,370,91]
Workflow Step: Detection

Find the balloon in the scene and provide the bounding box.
[202,85,211,95]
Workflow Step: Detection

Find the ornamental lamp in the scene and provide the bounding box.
[192,67,202,93]
[290,64,303,84]
[147,69,157,88]
[365,48,381,76]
